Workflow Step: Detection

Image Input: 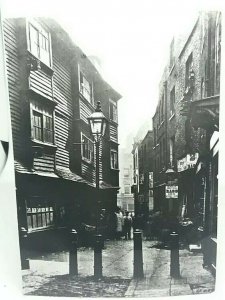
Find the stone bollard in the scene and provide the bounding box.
[170,232,180,278]
[19,227,30,270]
[133,229,144,279]
[69,229,78,276]
[94,234,103,279]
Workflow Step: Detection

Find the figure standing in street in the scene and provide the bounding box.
[123,211,132,240]
[115,208,124,240]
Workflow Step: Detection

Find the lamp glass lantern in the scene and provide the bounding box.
[88,101,107,142]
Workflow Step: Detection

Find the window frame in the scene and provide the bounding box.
[26,19,52,67]
[81,133,94,163]
[109,99,118,123]
[30,101,54,145]
[110,149,118,170]
[78,65,94,105]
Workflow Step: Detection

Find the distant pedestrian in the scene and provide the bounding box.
[115,208,124,239]
[123,211,132,240]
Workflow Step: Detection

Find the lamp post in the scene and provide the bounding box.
[88,101,107,279]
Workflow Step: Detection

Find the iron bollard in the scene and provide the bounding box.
[19,227,30,270]
[69,229,78,276]
[170,232,180,278]
[133,229,144,279]
[94,234,103,279]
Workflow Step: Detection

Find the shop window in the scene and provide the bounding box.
[27,200,54,230]
[31,100,54,144]
[27,20,52,66]
[109,99,118,123]
[110,149,118,169]
[81,133,94,163]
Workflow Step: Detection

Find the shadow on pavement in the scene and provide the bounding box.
[25,274,131,297]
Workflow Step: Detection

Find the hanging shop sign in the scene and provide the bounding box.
[165,185,178,199]
[177,153,199,172]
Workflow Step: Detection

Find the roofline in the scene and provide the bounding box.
[178,16,200,59]
[39,18,122,100]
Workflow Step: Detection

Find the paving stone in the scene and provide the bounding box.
[22,239,215,297]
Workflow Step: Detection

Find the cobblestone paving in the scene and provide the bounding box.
[26,275,130,297]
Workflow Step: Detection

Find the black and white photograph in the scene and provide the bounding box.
[0,0,225,299]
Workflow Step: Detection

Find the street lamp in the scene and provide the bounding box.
[88,101,107,279]
[88,101,107,229]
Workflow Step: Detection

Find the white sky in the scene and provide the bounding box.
[1,0,223,149]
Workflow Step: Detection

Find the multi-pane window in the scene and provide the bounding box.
[81,134,94,162]
[31,101,54,144]
[28,21,51,66]
[110,149,118,169]
[27,199,54,230]
[170,87,175,116]
[79,72,93,104]
[185,53,193,88]
[109,100,118,123]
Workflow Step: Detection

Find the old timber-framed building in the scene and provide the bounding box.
[3,17,121,250]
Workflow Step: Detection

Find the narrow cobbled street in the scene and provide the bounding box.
[22,239,215,297]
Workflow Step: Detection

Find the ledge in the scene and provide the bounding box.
[31,139,57,151]
[28,225,55,233]
[28,89,57,106]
